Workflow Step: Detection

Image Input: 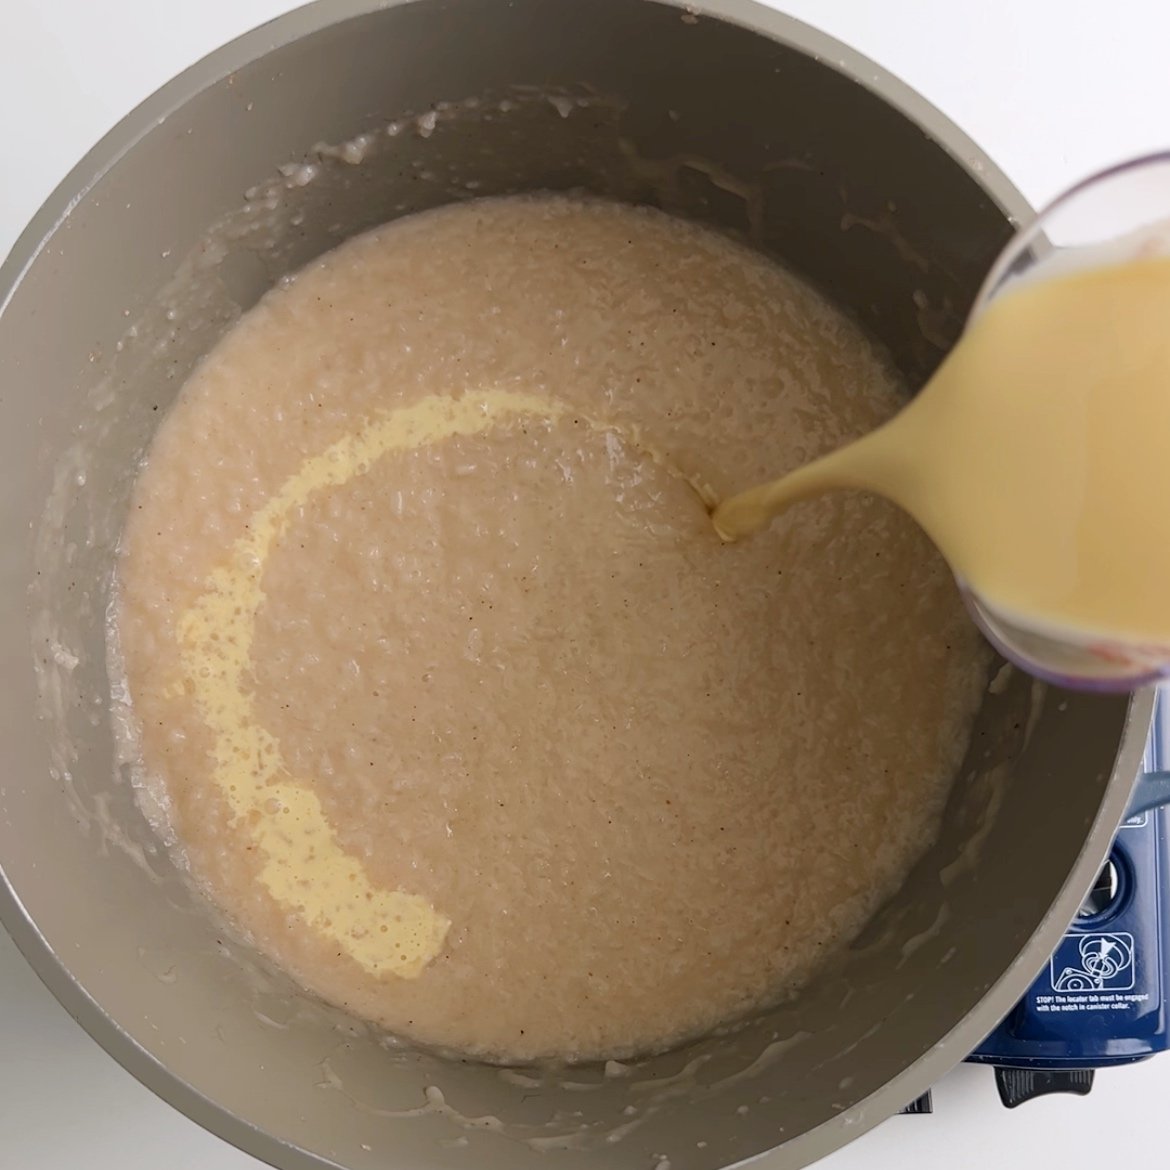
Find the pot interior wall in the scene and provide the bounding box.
[0,3,1133,1170]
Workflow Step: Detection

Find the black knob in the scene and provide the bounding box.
[994,1066,1094,1108]
[899,1091,934,1115]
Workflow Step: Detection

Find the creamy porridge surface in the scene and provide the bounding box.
[116,194,988,1063]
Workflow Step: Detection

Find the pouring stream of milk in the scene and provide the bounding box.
[711,196,1170,690]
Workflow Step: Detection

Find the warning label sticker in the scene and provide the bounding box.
[1033,931,1146,1013]
[1050,932,1135,993]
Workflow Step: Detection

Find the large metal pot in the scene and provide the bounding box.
[0,1,1152,1167]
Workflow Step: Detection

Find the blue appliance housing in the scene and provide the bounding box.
[961,692,1170,1106]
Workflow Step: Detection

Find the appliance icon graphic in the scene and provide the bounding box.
[1050,932,1136,993]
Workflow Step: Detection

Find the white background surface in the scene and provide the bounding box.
[3,1,1170,1167]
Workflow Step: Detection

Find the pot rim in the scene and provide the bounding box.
[0,2,1152,1168]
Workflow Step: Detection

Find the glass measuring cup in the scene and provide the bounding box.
[958,151,1170,691]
